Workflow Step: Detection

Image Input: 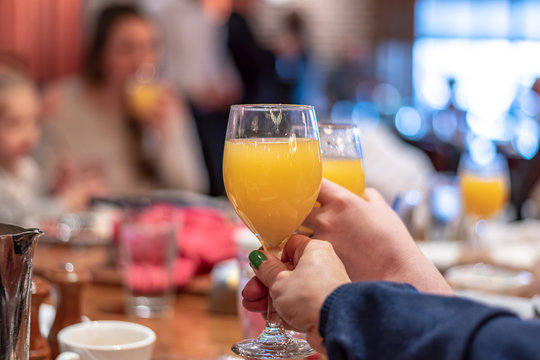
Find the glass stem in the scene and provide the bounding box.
[256,246,290,343]
[266,296,282,329]
[464,215,488,262]
[255,295,291,347]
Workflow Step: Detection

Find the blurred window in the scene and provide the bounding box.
[414,0,540,126]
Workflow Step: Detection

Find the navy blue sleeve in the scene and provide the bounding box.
[319,282,540,360]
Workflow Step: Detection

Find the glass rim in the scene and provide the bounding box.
[318,122,359,129]
[230,104,314,111]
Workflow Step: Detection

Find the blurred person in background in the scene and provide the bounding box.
[38,4,208,196]
[361,119,437,237]
[326,44,375,106]
[143,0,241,196]
[0,68,104,225]
[148,0,287,196]
[142,0,240,111]
[226,0,283,104]
[273,11,323,106]
[508,78,540,220]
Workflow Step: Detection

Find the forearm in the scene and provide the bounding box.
[319,282,519,360]
[156,116,209,193]
[387,252,454,296]
[343,241,453,296]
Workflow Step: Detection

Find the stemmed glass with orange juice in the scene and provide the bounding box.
[319,122,365,197]
[223,105,320,359]
[458,151,509,250]
[125,63,163,121]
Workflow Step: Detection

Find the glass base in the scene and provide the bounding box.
[126,294,173,318]
[231,325,316,359]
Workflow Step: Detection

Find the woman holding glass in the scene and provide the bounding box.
[38,4,208,195]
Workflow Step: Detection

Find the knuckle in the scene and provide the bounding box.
[269,271,289,297]
[332,191,349,206]
[310,239,333,252]
[313,215,332,233]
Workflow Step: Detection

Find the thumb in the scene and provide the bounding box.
[248,250,289,289]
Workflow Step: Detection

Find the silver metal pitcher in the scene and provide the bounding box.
[0,224,43,360]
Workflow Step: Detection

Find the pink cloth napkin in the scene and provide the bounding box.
[117,205,239,289]
[174,207,240,286]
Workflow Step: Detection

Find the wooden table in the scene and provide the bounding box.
[34,242,243,360]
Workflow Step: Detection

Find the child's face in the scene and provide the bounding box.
[0,85,40,168]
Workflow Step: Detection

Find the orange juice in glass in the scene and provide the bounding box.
[458,152,509,249]
[223,137,321,253]
[319,123,365,197]
[460,173,508,219]
[126,63,162,120]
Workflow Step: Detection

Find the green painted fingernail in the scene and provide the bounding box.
[249,250,266,270]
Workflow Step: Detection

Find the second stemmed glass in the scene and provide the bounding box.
[319,122,365,197]
[223,105,321,359]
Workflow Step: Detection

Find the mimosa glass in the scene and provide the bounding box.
[223,104,321,359]
[458,153,510,250]
[319,122,365,196]
[126,63,162,121]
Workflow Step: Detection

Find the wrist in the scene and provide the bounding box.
[384,252,453,295]
[318,283,350,337]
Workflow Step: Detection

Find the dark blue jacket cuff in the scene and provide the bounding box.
[318,281,517,360]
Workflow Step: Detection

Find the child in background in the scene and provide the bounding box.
[0,69,105,225]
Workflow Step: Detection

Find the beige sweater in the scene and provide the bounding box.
[38,79,209,196]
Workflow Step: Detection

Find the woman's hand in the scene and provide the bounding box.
[145,85,184,129]
[243,235,351,352]
[304,179,453,295]
[56,162,108,211]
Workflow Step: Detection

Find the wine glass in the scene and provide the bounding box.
[223,104,321,359]
[458,152,510,251]
[125,63,162,121]
[319,122,365,196]
[125,63,164,159]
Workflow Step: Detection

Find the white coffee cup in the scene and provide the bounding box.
[56,320,156,360]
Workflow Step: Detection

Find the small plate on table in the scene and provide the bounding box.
[417,240,462,271]
[457,290,535,319]
[445,263,534,296]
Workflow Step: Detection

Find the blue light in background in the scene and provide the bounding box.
[466,135,497,166]
[512,117,540,160]
[431,184,461,223]
[372,83,401,116]
[417,75,451,110]
[465,112,511,142]
[516,89,540,118]
[405,190,422,207]
[394,106,426,140]
[330,100,355,123]
[352,101,380,127]
[432,110,458,142]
